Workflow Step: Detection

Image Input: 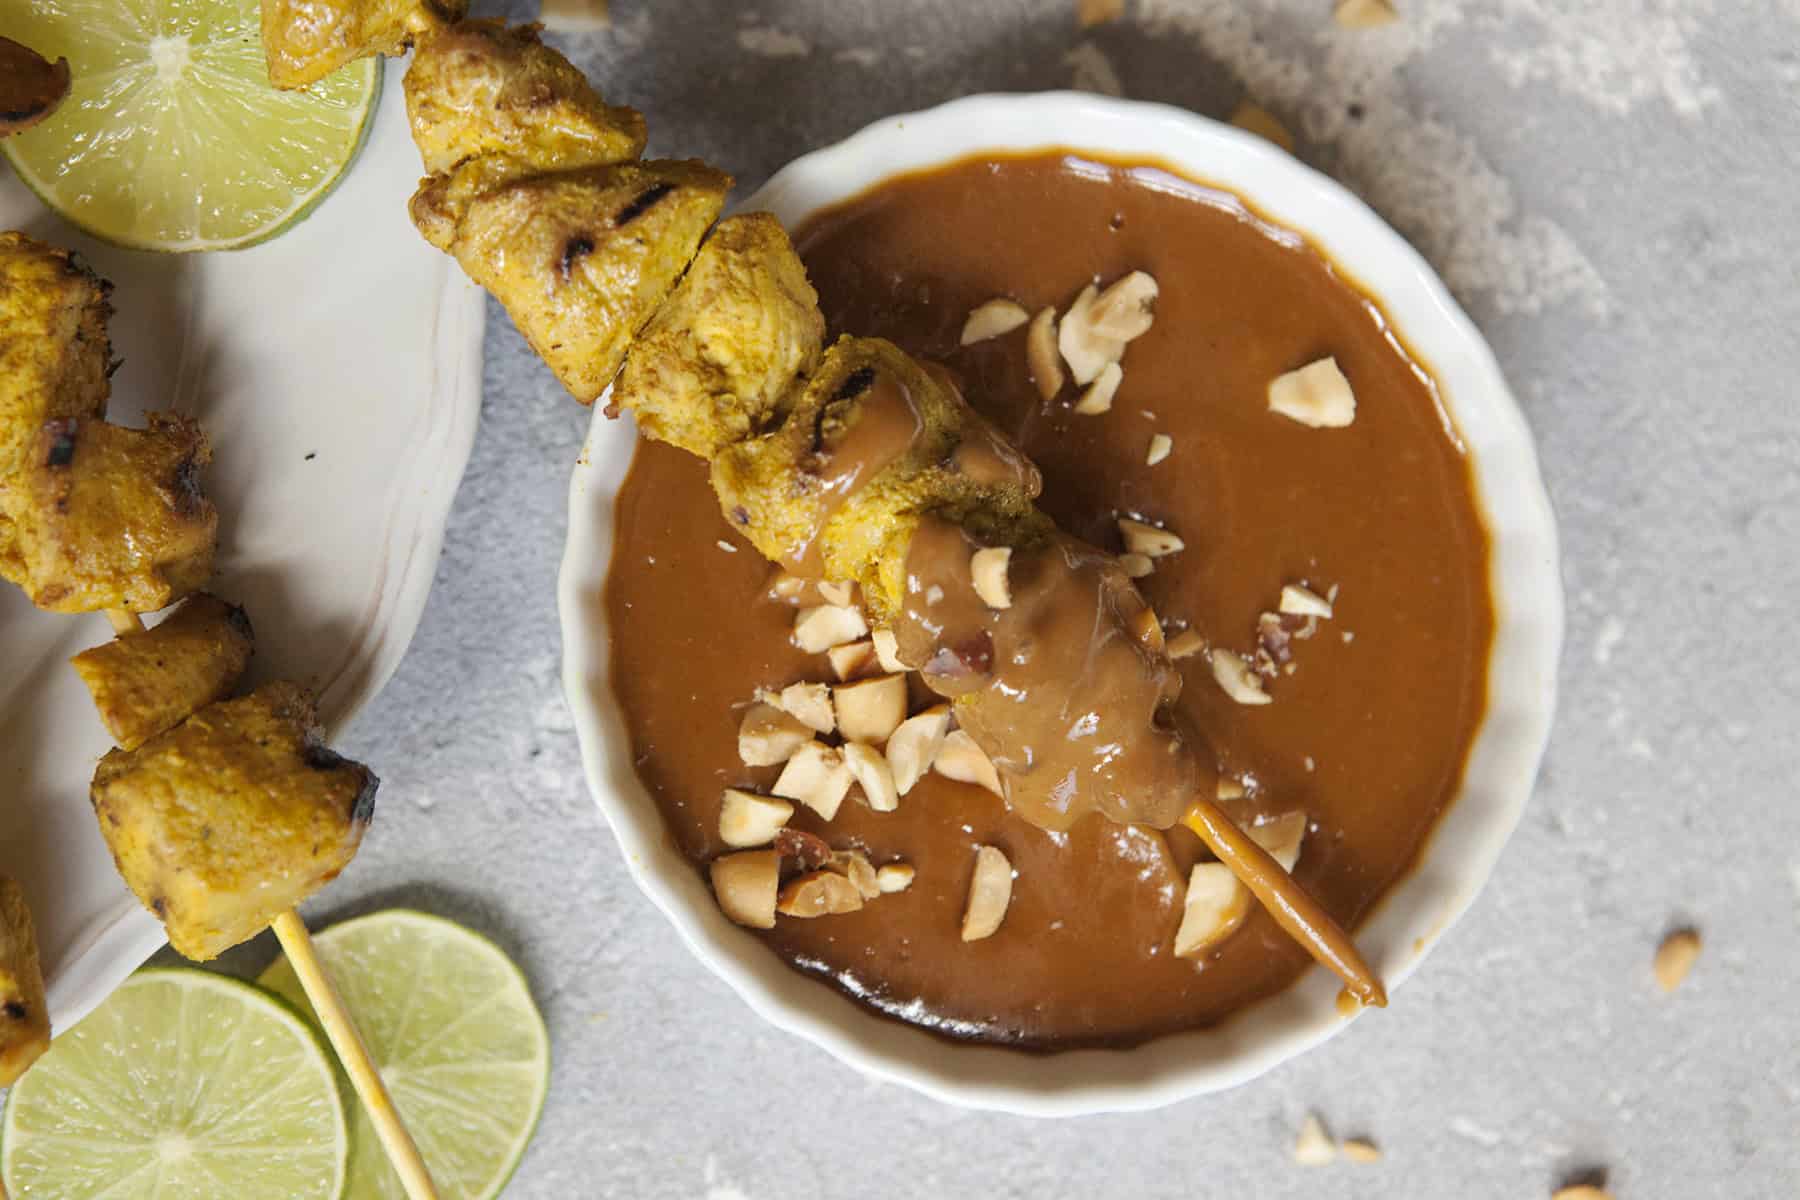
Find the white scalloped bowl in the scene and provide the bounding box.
[559,92,1562,1115]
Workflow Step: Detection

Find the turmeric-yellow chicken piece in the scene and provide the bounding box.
[610,213,824,457]
[709,337,1047,613]
[0,878,50,1087]
[90,682,378,961]
[0,232,113,583]
[71,593,254,750]
[404,19,645,178]
[5,414,216,613]
[262,0,468,90]
[447,160,730,403]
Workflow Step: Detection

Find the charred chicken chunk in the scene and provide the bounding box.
[90,682,378,961]
[262,0,468,90]
[444,159,730,402]
[0,879,50,1087]
[70,593,254,750]
[709,337,1045,613]
[404,19,645,177]
[5,414,216,613]
[0,233,113,581]
[0,37,72,136]
[611,213,824,457]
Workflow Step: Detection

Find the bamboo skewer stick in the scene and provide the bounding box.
[102,606,441,1200]
[1182,795,1388,1009]
[270,912,440,1200]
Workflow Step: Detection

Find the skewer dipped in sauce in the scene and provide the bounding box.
[607,152,1492,1046]
[249,14,1445,1040]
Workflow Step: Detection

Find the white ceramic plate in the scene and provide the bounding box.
[0,61,485,1034]
[560,92,1562,1114]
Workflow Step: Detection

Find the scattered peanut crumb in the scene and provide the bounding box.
[1268,357,1356,428]
[961,845,1014,941]
[885,705,951,795]
[1280,583,1334,618]
[1654,928,1702,992]
[1340,1137,1382,1163]
[1210,649,1272,705]
[1025,305,1063,400]
[718,789,794,849]
[1146,433,1172,465]
[1119,552,1154,579]
[833,674,907,744]
[1229,100,1295,153]
[1333,0,1399,29]
[716,539,738,553]
[1088,271,1159,341]
[777,869,864,918]
[1293,1114,1336,1165]
[1166,629,1205,660]
[970,546,1013,609]
[1058,284,1122,385]
[871,628,907,673]
[1074,360,1123,415]
[875,862,915,893]
[1076,0,1124,28]
[1118,517,1184,558]
[961,298,1030,345]
[794,604,869,653]
[935,730,1003,796]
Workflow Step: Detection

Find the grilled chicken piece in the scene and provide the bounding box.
[611,214,824,457]
[443,159,730,403]
[0,232,113,582]
[0,37,72,136]
[91,682,377,961]
[71,593,254,750]
[405,20,645,178]
[710,337,1046,614]
[5,414,216,613]
[0,879,50,1087]
[262,0,467,90]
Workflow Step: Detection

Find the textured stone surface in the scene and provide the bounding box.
[193,2,1800,1196]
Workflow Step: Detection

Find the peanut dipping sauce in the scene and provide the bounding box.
[604,152,1493,1047]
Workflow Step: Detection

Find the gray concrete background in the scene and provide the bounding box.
[198,2,1800,1196]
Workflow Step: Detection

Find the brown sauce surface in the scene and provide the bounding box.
[604,152,1493,1048]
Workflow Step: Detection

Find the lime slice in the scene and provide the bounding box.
[1,968,348,1199]
[259,911,550,1200]
[0,0,380,252]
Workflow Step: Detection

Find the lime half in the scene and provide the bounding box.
[260,911,550,1200]
[1,968,348,1199]
[0,0,380,252]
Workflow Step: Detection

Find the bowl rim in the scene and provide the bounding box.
[558,90,1563,1116]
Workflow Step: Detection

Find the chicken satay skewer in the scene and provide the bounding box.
[377,17,1386,1006]
[100,617,443,1200]
[257,12,1385,1004]
[100,606,441,1200]
[0,229,437,1193]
